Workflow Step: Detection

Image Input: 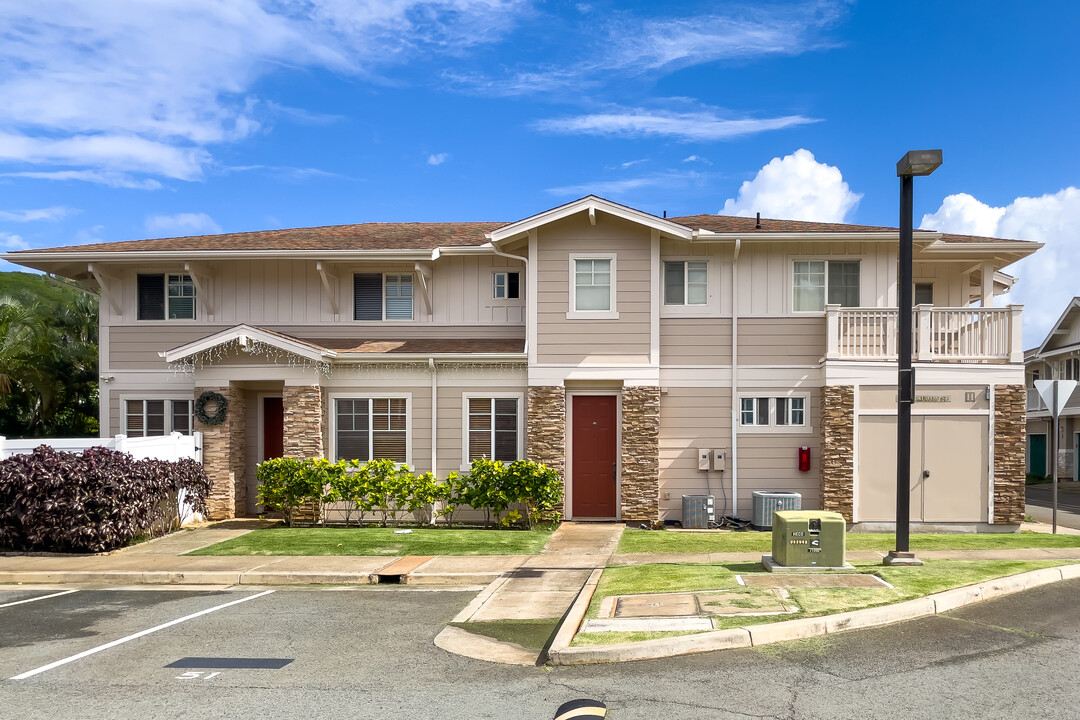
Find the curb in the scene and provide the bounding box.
[546,563,1080,665]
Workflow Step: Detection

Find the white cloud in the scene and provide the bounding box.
[427,153,450,166]
[546,170,707,197]
[75,225,106,244]
[0,206,73,222]
[0,170,162,189]
[683,155,711,165]
[146,213,222,237]
[0,232,30,250]
[0,1,527,184]
[720,149,861,223]
[534,107,817,141]
[921,187,1080,346]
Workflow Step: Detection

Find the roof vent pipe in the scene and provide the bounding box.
[755,212,761,229]
[663,210,667,218]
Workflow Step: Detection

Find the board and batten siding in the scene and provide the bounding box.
[101,256,525,327]
[535,213,652,364]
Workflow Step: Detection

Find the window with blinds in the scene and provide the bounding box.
[467,397,519,462]
[137,274,195,320]
[354,273,413,320]
[125,399,192,436]
[335,397,408,462]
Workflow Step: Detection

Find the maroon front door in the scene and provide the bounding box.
[571,395,618,518]
[263,397,284,460]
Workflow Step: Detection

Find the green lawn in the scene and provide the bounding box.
[571,559,1075,646]
[617,528,1080,555]
[189,527,553,556]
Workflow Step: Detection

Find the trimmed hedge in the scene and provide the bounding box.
[0,445,211,553]
[256,457,562,529]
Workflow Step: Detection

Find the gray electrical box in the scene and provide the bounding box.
[682,495,714,529]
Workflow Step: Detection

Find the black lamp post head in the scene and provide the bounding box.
[897,149,943,177]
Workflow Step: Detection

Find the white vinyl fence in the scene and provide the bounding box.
[0,432,205,526]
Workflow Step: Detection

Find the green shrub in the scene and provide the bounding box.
[255,456,563,529]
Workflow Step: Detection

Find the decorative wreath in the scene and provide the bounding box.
[195,390,228,426]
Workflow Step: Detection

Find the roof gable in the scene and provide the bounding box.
[487,195,694,243]
[1036,297,1080,356]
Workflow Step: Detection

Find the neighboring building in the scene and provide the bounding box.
[3,196,1041,530]
[1025,297,1080,481]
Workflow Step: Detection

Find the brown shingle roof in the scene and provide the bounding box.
[12,221,506,254]
[12,212,1034,256]
[669,214,1033,244]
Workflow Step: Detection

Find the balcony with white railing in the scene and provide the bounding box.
[825,304,1024,363]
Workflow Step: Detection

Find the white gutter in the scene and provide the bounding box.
[691,230,943,243]
[730,238,741,518]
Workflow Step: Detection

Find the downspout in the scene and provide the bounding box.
[429,357,438,525]
[489,243,529,356]
[731,238,741,518]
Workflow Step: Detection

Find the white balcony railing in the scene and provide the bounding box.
[826,304,1024,363]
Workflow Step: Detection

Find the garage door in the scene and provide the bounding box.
[857,415,989,523]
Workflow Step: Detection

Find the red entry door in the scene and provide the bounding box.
[571,395,618,518]
[263,397,284,460]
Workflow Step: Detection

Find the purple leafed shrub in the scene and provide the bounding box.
[0,445,212,553]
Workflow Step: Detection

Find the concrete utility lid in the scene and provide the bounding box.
[604,589,796,619]
[741,573,890,589]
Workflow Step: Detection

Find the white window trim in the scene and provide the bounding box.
[135,270,200,324]
[567,252,619,320]
[328,392,413,468]
[167,273,197,320]
[790,258,862,314]
[459,392,526,471]
[660,257,715,317]
[120,395,194,436]
[382,273,414,321]
[351,271,417,323]
[736,391,813,435]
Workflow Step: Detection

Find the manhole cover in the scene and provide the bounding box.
[741,573,886,589]
[695,589,791,616]
[615,592,698,617]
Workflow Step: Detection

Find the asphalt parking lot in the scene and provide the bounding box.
[3,580,1080,719]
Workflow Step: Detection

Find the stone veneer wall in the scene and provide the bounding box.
[620,386,660,526]
[527,386,566,482]
[195,385,243,520]
[821,385,854,521]
[283,385,324,523]
[993,384,1026,525]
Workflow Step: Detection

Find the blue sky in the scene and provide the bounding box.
[1,0,1077,344]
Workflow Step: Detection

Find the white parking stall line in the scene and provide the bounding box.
[0,589,78,609]
[9,589,275,681]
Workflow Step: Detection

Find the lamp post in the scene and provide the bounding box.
[885,149,942,568]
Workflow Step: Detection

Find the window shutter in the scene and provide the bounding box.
[137,274,165,320]
[354,274,383,320]
[507,272,520,299]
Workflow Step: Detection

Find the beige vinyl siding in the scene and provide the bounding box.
[658,387,733,521]
[911,262,974,308]
[536,213,651,364]
[735,387,822,511]
[103,256,526,328]
[660,318,733,364]
[108,324,525,369]
[737,317,826,365]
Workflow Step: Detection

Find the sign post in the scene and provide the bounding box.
[1034,379,1078,534]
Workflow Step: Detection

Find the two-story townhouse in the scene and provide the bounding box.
[4,196,1041,530]
[1025,297,1080,481]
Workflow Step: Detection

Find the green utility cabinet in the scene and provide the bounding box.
[771,511,847,567]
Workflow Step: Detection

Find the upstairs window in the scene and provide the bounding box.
[793,260,860,311]
[353,273,413,321]
[467,397,520,462]
[125,399,191,436]
[138,273,195,320]
[1065,358,1080,381]
[664,261,708,306]
[493,272,520,299]
[573,258,612,311]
